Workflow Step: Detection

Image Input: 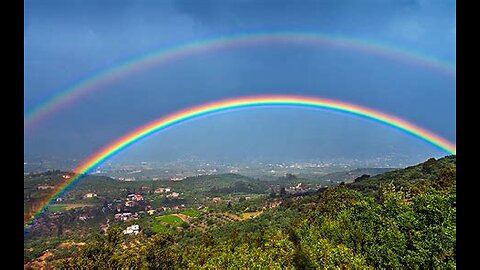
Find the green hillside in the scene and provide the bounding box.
[54,156,456,269]
[348,155,456,194]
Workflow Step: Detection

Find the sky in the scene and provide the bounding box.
[24,0,456,167]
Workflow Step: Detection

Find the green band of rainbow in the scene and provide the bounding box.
[24,95,456,229]
[24,31,455,130]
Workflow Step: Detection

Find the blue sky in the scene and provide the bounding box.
[24,0,456,165]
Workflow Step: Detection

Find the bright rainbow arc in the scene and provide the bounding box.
[24,95,456,229]
[24,31,456,130]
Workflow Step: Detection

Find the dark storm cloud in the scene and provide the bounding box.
[172,0,455,59]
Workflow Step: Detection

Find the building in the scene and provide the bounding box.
[79,214,93,221]
[84,193,97,198]
[127,193,144,201]
[166,192,180,198]
[55,197,63,202]
[37,185,55,190]
[123,224,140,235]
[125,201,135,207]
[262,200,282,210]
[154,187,172,193]
[114,212,132,221]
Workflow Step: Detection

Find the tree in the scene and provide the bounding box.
[58,226,124,269]
[285,173,297,180]
[422,158,437,174]
[145,233,179,269]
[354,174,370,182]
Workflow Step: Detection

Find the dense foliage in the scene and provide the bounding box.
[55,156,456,269]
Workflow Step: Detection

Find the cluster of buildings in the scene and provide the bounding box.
[154,186,180,198]
[262,199,282,210]
[113,189,186,222]
[114,212,137,222]
[285,183,306,193]
[154,187,172,193]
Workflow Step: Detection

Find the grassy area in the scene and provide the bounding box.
[180,209,201,217]
[151,222,171,234]
[47,205,68,212]
[156,215,185,227]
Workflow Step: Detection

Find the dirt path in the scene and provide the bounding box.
[240,211,263,220]
[57,242,86,248]
[172,213,189,222]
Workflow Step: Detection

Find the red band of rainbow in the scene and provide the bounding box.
[24,95,456,229]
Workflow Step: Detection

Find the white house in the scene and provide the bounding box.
[84,193,97,198]
[166,192,180,198]
[123,224,140,235]
[154,187,172,193]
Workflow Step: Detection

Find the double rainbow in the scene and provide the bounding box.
[24,95,456,229]
[24,31,455,130]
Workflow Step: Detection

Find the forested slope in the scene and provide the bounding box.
[56,156,456,269]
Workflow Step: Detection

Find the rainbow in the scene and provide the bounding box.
[24,95,456,229]
[24,31,455,130]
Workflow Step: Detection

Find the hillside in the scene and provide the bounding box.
[316,167,397,184]
[348,155,456,194]
[46,156,456,269]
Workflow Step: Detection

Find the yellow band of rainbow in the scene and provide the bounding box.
[24,95,455,229]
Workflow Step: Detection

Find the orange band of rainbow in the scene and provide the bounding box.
[24,95,455,229]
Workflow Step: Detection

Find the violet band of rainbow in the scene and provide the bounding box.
[24,95,456,229]
[24,32,455,130]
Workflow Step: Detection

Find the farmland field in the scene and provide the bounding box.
[180,209,201,217]
[151,222,171,234]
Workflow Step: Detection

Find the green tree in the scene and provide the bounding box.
[145,233,179,269]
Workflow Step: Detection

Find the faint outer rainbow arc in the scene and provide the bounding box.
[24,95,456,229]
[24,32,455,130]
